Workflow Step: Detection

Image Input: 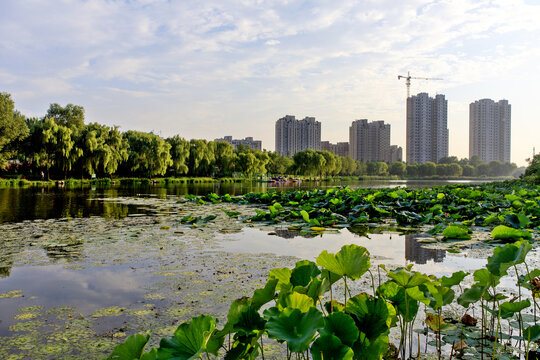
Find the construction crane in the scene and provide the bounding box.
[397,71,443,98]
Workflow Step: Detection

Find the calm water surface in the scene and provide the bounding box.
[0,179,502,358]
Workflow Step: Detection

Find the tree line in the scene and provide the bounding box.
[0,92,521,179]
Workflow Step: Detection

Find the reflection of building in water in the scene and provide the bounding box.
[405,234,445,264]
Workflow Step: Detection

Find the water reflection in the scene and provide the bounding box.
[405,234,445,264]
[0,179,499,224]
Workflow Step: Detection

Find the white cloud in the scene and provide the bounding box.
[1,0,539,164]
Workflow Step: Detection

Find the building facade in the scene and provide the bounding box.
[215,136,262,151]
[349,119,391,162]
[321,141,349,157]
[406,93,448,164]
[275,115,321,156]
[469,99,511,163]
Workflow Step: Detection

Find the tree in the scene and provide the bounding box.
[366,161,388,176]
[267,152,293,175]
[522,154,540,184]
[188,139,214,176]
[462,165,475,177]
[167,136,190,176]
[79,123,128,177]
[447,163,463,177]
[0,93,29,168]
[438,156,459,164]
[212,141,235,176]
[406,163,419,177]
[46,103,85,133]
[389,162,406,176]
[292,149,325,177]
[319,151,340,176]
[123,131,172,177]
[339,156,356,176]
[418,162,436,177]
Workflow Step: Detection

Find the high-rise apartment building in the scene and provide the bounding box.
[321,141,349,157]
[349,119,391,162]
[275,115,321,156]
[215,136,262,151]
[469,99,511,163]
[406,93,448,164]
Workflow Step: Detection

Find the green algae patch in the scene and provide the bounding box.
[9,319,46,333]
[91,306,126,318]
[0,290,23,299]
[14,313,39,321]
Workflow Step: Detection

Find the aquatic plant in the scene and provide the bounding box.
[106,242,540,359]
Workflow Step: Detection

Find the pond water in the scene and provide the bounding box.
[1,179,521,359]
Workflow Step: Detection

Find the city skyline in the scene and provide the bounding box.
[1,1,539,166]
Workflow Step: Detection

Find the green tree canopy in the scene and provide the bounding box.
[45,103,85,133]
[0,93,29,168]
[123,131,172,177]
[166,136,190,176]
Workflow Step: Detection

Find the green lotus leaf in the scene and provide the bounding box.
[441,271,468,288]
[158,314,216,360]
[251,279,278,310]
[386,269,430,289]
[473,268,501,288]
[504,213,530,229]
[499,299,531,319]
[352,332,389,360]
[311,334,354,360]
[224,334,260,360]
[268,267,292,292]
[377,282,418,322]
[290,260,321,287]
[487,240,532,276]
[457,285,485,308]
[316,244,370,280]
[524,325,540,342]
[319,312,359,347]
[491,225,532,242]
[224,297,251,331]
[345,293,392,341]
[278,291,314,312]
[324,300,346,314]
[106,333,153,360]
[265,307,324,353]
[442,225,471,240]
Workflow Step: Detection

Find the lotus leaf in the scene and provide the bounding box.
[319,312,359,347]
[499,299,531,319]
[442,225,471,240]
[290,260,321,287]
[251,279,278,310]
[106,333,154,360]
[441,271,468,288]
[265,307,324,353]
[278,291,314,312]
[345,293,392,340]
[268,267,292,292]
[524,324,540,342]
[311,334,354,360]
[457,285,485,308]
[316,245,370,280]
[504,213,530,229]
[158,314,216,360]
[352,332,389,360]
[491,225,532,242]
[487,240,532,276]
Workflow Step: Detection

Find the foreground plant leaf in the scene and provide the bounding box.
[265,307,324,353]
[158,314,216,360]
[106,333,155,360]
[316,244,370,280]
[486,240,532,276]
[345,293,393,341]
[319,311,359,347]
[311,334,354,360]
[442,225,471,240]
[491,225,532,242]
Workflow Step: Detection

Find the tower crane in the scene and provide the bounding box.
[397,71,443,98]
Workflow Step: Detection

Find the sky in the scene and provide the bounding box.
[1,0,539,166]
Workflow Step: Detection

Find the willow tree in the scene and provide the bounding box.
[123,131,172,177]
[166,135,190,176]
[0,92,29,168]
[79,123,128,177]
[188,139,214,176]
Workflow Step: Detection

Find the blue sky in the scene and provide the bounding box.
[1,0,539,166]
